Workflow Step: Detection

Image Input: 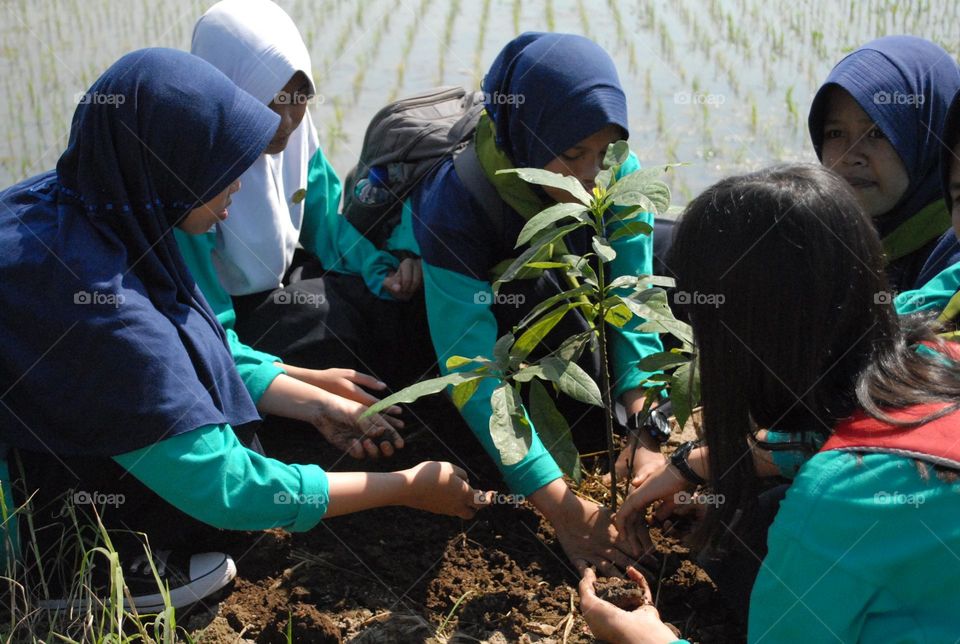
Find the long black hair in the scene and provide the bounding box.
[668,163,960,546]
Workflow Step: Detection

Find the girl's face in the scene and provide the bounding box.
[820,87,909,218]
[178,179,241,234]
[264,71,311,155]
[951,143,960,239]
[541,124,623,203]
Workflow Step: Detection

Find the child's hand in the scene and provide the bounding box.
[307,392,404,459]
[579,566,679,644]
[382,258,422,301]
[614,461,695,554]
[400,461,483,519]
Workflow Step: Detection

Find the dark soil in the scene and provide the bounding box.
[184,398,742,643]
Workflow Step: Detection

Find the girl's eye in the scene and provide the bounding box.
[561,152,583,162]
[867,127,887,140]
[823,129,842,139]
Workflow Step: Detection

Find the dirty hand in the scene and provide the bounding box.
[382,258,423,301]
[615,462,696,554]
[602,433,668,490]
[579,566,679,644]
[400,461,482,519]
[308,392,404,459]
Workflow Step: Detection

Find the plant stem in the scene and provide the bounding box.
[593,211,618,511]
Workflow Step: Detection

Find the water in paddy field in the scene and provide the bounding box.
[1,0,958,205]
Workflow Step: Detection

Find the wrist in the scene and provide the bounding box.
[527,478,575,523]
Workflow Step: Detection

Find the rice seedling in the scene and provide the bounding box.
[512,0,521,35]
[473,0,491,79]
[544,0,556,32]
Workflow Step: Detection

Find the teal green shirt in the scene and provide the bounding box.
[895,260,960,315]
[749,450,960,641]
[113,424,329,532]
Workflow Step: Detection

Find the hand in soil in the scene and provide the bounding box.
[615,461,695,554]
[400,461,482,519]
[548,491,650,578]
[579,566,680,644]
[309,393,404,459]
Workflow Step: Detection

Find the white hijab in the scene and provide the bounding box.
[191,0,320,295]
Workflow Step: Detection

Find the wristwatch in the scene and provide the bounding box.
[626,407,672,444]
[669,440,706,486]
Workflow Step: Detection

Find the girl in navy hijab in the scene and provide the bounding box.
[808,35,960,292]
[0,48,479,614]
[411,33,663,577]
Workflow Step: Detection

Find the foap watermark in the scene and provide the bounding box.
[73,490,125,507]
[674,91,726,107]
[874,490,925,507]
[273,290,326,307]
[483,90,525,106]
[473,291,525,307]
[273,91,325,106]
[74,91,126,107]
[273,491,328,506]
[673,290,724,308]
[873,91,924,106]
[74,290,125,308]
[674,490,725,507]
[874,291,894,305]
[474,491,525,507]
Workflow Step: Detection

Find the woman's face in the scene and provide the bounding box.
[820,87,909,218]
[951,143,960,239]
[178,179,241,234]
[264,71,311,155]
[541,124,623,203]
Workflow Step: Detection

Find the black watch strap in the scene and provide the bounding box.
[670,440,706,486]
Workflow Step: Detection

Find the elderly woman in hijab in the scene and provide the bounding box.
[178,0,429,405]
[0,48,481,614]
[410,32,664,574]
[808,35,960,292]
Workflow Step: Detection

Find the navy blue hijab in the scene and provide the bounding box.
[481,32,629,169]
[808,36,960,238]
[0,48,280,457]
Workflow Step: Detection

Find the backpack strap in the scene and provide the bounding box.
[821,403,960,470]
[453,140,510,251]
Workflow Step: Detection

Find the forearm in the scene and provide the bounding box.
[323,470,410,517]
[256,372,329,423]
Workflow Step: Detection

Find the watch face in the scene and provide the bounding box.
[646,410,672,441]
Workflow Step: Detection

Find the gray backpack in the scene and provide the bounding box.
[343,86,506,249]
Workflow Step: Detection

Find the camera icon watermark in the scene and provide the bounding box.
[74,290,125,308]
[874,490,925,507]
[874,291,893,305]
[273,290,326,307]
[673,490,725,507]
[673,290,724,308]
[873,91,924,106]
[474,491,525,507]
[273,491,328,506]
[73,490,125,508]
[473,291,526,307]
[74,91,126,107]
[273,91,323,106]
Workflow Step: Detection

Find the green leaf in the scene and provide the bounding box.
[552,331,594,363]
[603,301,633,327]
[512,365,546,382]
[513,303,573,360]
[497,168,593,206]
[621,289,695,346]
[451,376,482,409]
[493,333,514,369]
[489,383,533,466]
[592,236,617,263]
[562,254,598,286]
[608,221,654,242]
[603,140,630,168]
[595,168,615,190]
[607,204,644,223]
[516,202,590,247]
[528,379,581,483]
[445,355,490,370]
[606,275,641,291]
[362,372,487,417]
[516,283,593,330]
[540,357,603,406]
[606,166,675,215]
[638,351,691,372]
[525,261,571,269]
[497,222,585,286]
[669,357,701,431]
